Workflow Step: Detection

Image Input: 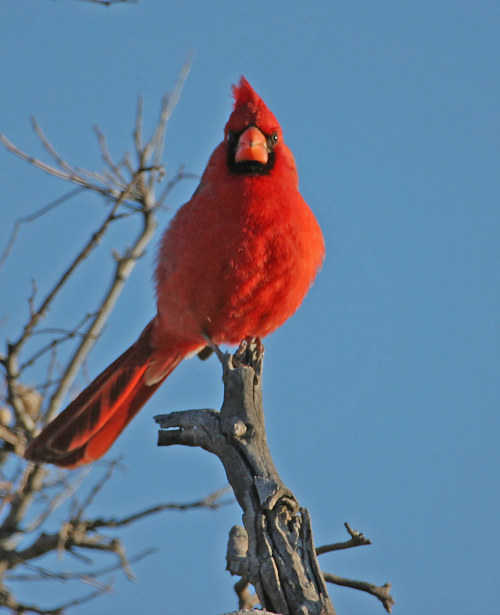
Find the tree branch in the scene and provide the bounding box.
[316,522,371,555]
[156,342,336,615]
[0,188,83,272]
[323,573,395,613]
[157,342,394,614]
[0,66,212,615]
[85,486,230,530]
[0,582,111,615]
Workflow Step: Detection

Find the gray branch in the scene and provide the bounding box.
[323,574,395,613]
[156,343,336,615]
[316,522,371,555]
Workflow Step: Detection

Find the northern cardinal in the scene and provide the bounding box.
[25,78,325,468]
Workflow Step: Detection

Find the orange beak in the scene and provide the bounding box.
[234,126,269,165]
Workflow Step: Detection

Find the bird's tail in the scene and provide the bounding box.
[25,320,189,468]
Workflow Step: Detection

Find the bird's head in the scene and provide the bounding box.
[224,77,284,176]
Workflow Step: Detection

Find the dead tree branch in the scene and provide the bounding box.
[157,342,336,615]
[157,341,394,614]
[315,522,371,555]
[323,574,395,613]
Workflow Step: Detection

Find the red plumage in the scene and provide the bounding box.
[25,77,325,468]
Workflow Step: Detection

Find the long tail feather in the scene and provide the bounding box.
[25,321,185,468]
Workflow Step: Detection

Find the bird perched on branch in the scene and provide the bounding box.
[25,77,325,468]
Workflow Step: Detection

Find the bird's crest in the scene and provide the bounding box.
[226,77,280,136]
[232,77,260,107]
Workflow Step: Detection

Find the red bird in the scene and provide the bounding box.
[25,78,325,468]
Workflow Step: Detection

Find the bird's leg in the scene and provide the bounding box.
[197,346,214,361]
[202,334,226,363]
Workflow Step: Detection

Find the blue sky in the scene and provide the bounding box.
[1,2,499,614]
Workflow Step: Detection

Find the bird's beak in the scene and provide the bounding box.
[234,126,269,165]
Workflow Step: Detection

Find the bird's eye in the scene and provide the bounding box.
[271,131,279,145]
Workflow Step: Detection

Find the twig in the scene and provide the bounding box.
[0,579,113,615]
[156,167,200,209]
[25,470,90,534]
[148,56,193,189]
[133,95,144,157]
[0,465,45,538]
[31,118,78,177]
[11,196,122,352]
[73,462,116,521]
[38,344,60,400]
[0,188,83,272]
[93,124,128,186]
[323,573,395,613]
[43,176,145,422]
[86,486,231,530]
[0,133,119,198]
[7,547,154,583]
[11,523,121,568]
[19,317,97,373]
[316,522,371,555]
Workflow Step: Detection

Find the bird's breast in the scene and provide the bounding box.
[155,180,324,345]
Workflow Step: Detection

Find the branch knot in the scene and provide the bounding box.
[230,421,247,439]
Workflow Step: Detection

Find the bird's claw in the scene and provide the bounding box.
[233,337,264,374]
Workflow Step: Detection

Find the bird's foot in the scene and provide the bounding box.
[201,335,264,376]
[233,337,264,375]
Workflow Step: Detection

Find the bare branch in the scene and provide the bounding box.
[71,460,120,521]
[7,547,153,583]
[93,124,128,186]
[31,118,78,177]
[19,315,96,374]
[156,343,336,615]
[0,70,214,615]
[80,0,137,5]
[10,518,129,574]
[149,56,193,186]
[0,425,22,450]
[323,573,395,613]
[0,188,83,272]
[0,133,119,198]
[43,185,156,422]
[10,196,122,353]
[86,486,231,530]
[133,95,144,160]
[156,166,199,209]
[316,522,371,555]
[0,465,46,538]
[0,581,112,615]
[25,470,90,534]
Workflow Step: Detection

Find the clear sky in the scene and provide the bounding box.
[1,2,499,615]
